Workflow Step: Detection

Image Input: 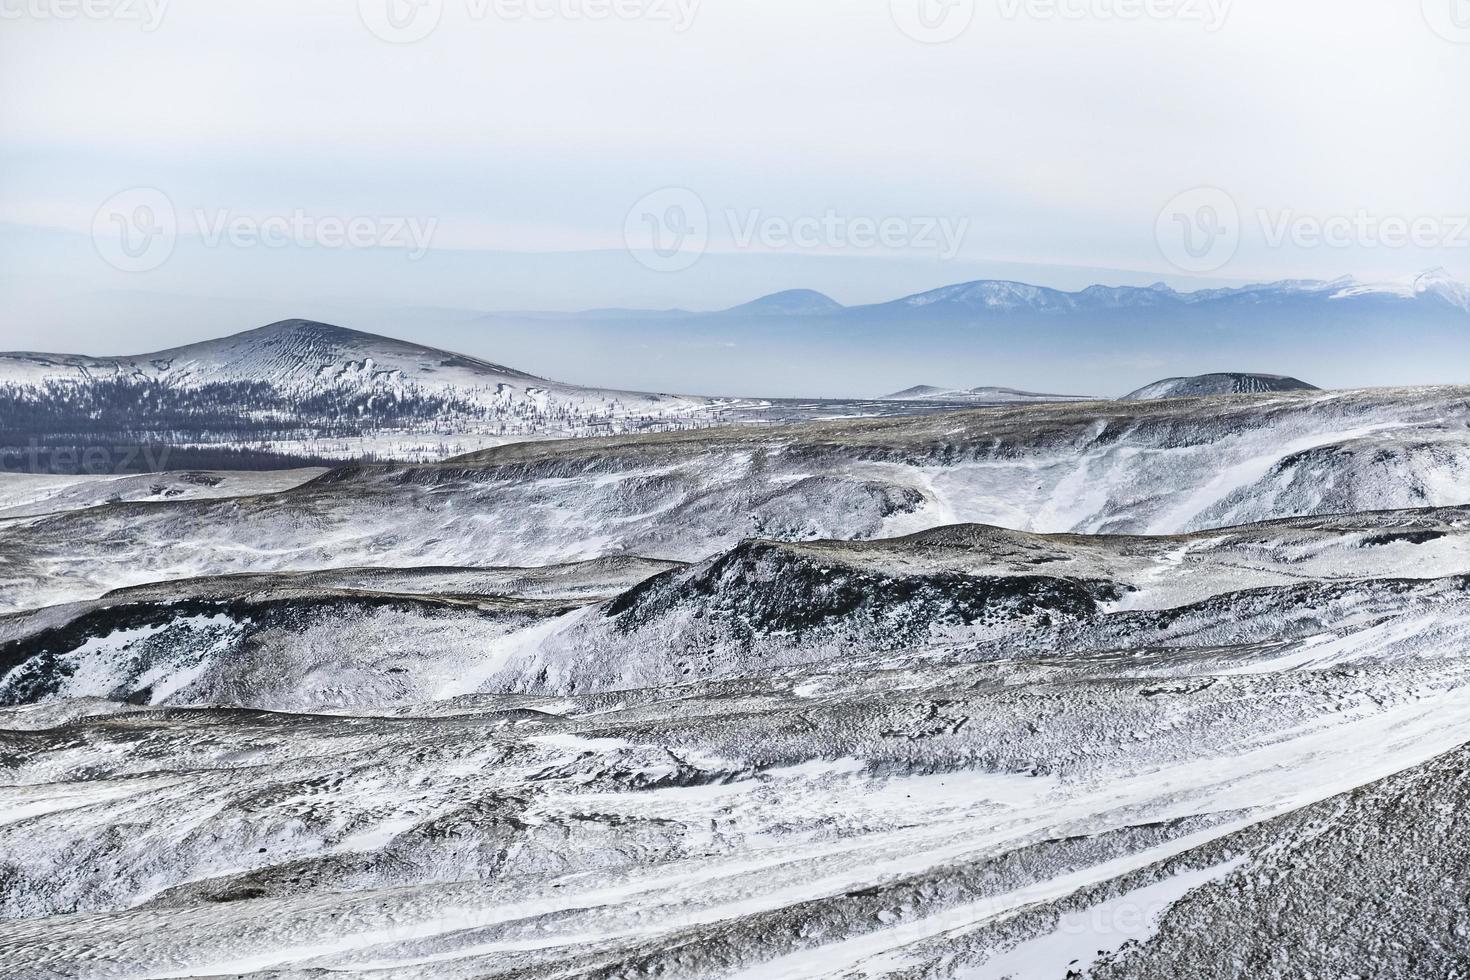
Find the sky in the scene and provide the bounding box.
[1,0,1468,364]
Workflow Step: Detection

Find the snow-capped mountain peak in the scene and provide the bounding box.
[1414,268,1470,312]
[894,280,1077,312]
[1327,269,1470,311]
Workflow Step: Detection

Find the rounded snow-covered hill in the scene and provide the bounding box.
[1123,373,1321,401]
[0,320,729,461]
[0,319,688,406]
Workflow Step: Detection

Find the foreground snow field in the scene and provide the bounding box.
[4,622,1470,977]
[2,387,1470,978]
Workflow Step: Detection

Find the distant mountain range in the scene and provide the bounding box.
[491,268,1470,321]
[471,269,1470,398]
[881,374,1324,403]
[881,385,1096,404]
[871,269,1470,316]
[4,267,1465,470]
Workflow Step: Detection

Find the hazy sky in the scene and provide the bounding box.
[2,0,1468,355]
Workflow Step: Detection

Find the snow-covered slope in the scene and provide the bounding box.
[0,469,325,520]
[6,508,1470,976]
[1122,373,1321,401]
[1,384,1468,614]
[0,557,680,712]
[14,507,1464,708]
[5,378,1470,975]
